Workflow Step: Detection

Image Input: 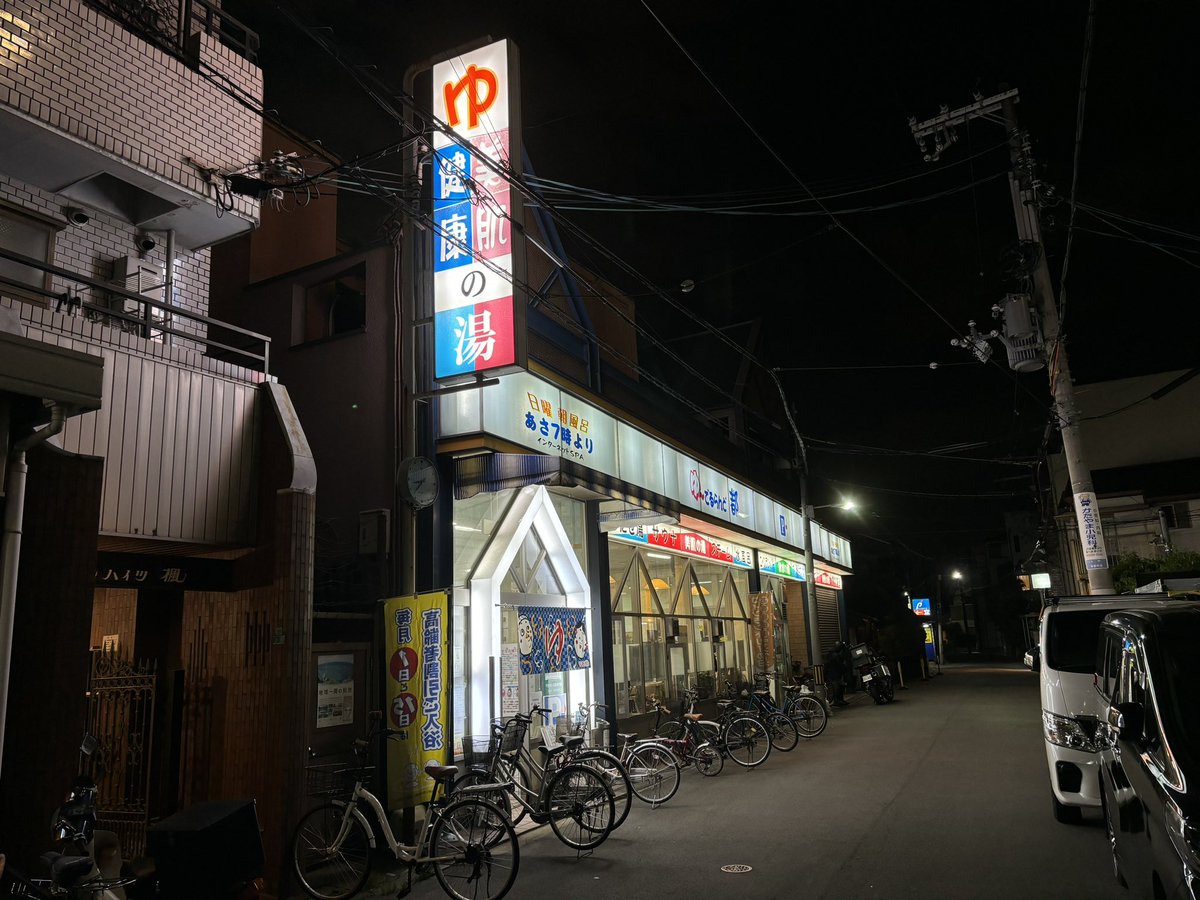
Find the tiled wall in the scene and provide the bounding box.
[0,0,262,222]
[1,173,212,326]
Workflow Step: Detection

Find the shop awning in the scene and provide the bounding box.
[454,452,680,516]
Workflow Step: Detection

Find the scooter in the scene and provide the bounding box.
[857,651,896,705]
[40,734,132,899]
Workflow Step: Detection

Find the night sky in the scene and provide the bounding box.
[225,1,1199,577]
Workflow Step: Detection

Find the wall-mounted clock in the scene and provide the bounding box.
[397,456,439,509]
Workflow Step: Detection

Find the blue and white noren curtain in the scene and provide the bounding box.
[517,606,591,674]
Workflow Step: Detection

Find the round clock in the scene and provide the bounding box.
[397,456,439,509]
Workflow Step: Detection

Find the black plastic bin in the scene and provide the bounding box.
[147,799,264,899]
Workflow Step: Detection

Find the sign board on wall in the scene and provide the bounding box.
[431,39,525,381]
[813,570,844,590]
[611,523,754,568]
[911,597,931,617]
[384,592,450,807]
[438,371,853,567]
[316,654,355,728]
[1072,491,1109,571]
[759,552,805,581]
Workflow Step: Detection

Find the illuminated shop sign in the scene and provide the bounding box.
[759,553,805,581]
[611,524,754,568]
[814,570,844,590]
[431,39,525,381]
[911,597,931,616]
[440,371,851,567]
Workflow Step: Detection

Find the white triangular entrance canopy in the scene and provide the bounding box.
[468,485,590,736]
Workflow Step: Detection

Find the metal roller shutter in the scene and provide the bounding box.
[815,586,842,653]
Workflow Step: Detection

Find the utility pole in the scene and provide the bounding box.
[910,90,1114,594]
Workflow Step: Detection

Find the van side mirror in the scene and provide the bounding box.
[1112,701,1145,740]
[1023,647,1040,672]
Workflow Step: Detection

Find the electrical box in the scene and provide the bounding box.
[358,508,391,557]
[1000,293,1045,373]
[111,255,166,337]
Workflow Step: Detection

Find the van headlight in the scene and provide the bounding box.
[1042,711,1097,752]
[1167,802,1200,873]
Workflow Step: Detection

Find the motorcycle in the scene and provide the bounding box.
[852,645,896,705]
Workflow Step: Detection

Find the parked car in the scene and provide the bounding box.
[1026,593,1172,824]
[1095,602,1200,899]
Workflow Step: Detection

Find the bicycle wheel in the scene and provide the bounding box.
[694,742,724,777]
[430,797,519,900]
[575,750,633,829]
[655,720,685,741]
[625,743,681,804]
[723,716,771,768]
[789,695,829,738]
[546,763,615,850]
[766,712,800,752]
[291,803,371,900]
[492,756,531,826]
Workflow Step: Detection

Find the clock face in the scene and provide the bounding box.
[403,457,438,508]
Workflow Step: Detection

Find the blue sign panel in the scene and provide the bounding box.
[911,597,931,617]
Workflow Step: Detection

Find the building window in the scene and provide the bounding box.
[0,204,57,301]
[609,540,752,716]
[297,263,366,343]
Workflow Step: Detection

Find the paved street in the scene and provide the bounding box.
[386,664,1122,900]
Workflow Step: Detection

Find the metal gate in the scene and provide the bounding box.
[86,649,157,859]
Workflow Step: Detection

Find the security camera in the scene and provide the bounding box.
[65,208,90,226]
[135,235,157,253]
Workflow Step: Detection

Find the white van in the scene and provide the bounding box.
[1029,593,1172,824]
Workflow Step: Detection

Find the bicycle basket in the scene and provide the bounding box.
[305,762,372,799]
[462,734,500,767]
[498,717,528,754]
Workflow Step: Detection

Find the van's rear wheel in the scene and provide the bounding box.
[1051,791,1083,825]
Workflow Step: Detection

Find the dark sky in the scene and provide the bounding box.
[226,1,1199,574]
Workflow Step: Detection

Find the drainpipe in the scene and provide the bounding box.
[163,229,175,346]
[0,402,67,779]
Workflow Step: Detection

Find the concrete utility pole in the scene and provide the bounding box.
[910,90,1114,594]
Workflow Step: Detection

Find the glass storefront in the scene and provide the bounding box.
[450,485,593,755]
[609,538,752,714]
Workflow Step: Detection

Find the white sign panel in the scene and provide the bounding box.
[616,421,666,496]
[1073,491,1109,570]
[431,40,524,380]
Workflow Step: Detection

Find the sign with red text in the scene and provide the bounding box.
[813,570,844,590]
[432,39,526,381]
[611,523,754,568]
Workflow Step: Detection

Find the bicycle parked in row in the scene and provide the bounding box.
[568,703,682,805]
[748,673,830,739]
[291,712,519,900]
[721,680,800,752]
[451,706,617,851]
[646,697,724,776]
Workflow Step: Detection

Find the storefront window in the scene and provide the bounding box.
[452,488,517,588]
[549,489,588,571]
[608,537,754,711]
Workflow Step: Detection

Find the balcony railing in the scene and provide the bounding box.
[84,0,260,64]
[0,247,270,375]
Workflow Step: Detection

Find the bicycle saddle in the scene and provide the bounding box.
[42,852,95,887]
[684,713,703,722]
[423,762,459,782]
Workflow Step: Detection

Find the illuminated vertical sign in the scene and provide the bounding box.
[431,40,526,381]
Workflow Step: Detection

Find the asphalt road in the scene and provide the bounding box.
[389,664,1124,900]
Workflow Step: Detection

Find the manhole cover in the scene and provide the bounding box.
[721,865,753,874]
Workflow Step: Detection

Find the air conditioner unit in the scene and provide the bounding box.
[111,255,166,338]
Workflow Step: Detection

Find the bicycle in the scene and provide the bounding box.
[665,688,771,769]
[725,678,801,751]
[291,712,519,900]
[774,673,830,738]
[568,703,682,805]
[646,697,723,776]
[453,707,617,851]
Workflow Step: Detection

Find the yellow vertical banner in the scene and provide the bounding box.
[384,591,449,808]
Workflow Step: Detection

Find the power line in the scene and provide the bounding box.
[1079,206,1200,273]
[1056,0,1097,336]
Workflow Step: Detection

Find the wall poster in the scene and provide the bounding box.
[316,654,355,729]
[748,592,776,674]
